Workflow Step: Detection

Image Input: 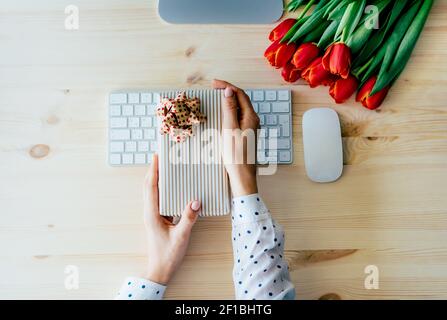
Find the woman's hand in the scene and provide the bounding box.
[212,79,260,197]
[143,154,201,285]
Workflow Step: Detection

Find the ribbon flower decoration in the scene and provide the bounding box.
[156,92,206,142]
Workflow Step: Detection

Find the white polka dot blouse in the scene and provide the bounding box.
[115,193,295,300]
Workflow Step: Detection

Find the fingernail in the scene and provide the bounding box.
[224,87,234,98]
[191,200,201,211]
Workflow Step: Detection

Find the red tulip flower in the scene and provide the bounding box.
[281,62,301,83]
[291,43,320,70]
[329,74,359,104]
[264,39,297,69]
[356,76,390,110]
[322,43,352,79]
[301,57,337,88]
[269,19,296,42]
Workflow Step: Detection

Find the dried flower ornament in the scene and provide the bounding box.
[156,92,206,142]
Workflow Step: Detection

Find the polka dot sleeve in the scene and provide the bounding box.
[115,277,166,300]
[231,194,295,300]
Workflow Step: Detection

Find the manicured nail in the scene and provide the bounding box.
[191,200,201,211]
[224,87,234,98]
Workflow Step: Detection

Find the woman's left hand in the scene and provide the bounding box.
[143,154,201,285]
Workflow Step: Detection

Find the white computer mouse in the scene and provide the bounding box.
[302,108,343,183]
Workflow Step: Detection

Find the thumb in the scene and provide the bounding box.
[176,200,201,235]
[222,87,239,129]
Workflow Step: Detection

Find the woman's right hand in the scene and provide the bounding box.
[212,79,260,197]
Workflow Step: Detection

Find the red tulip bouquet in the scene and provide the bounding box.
[264,0,434,110]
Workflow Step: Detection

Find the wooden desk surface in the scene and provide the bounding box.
[1,0,447,300]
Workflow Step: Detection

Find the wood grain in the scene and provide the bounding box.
[0,0,447,299]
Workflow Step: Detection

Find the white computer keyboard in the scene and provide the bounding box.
[108,89,293,166]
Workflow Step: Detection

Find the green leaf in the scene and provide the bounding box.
[346,0,392,54]
[287,0,323,12]
[318,18,340,48]
[380,3,420,76]
[297,0,317,20]
[352,0,409,69]
[355,1,419,82]
[325,0,349,19]
[281,16,310,43]
[347,25,372,54]
[359,45,386,84]
[334,1,355,40]
[352,55,373,80]
[287,1,331,43]
[372,0,434,94]
[357,0,391,26]
[341,0,366,43]
[283,0,330,43]
[286,0,307,12]
[302,20,331,43]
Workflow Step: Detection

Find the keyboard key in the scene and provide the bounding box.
[135,153,146,164]
[278,114,290,125]
[110,93,127,104]
[141,93,152,103]
[257,152,267,163]
[138,141,150,152]
[110,154,121,165]
[128,117,140,128]
[259,102,271,113]
[278,90,289,101]
[265,91,277,101]
[257,137,266,151]
[122,105,133,116]
[110,105,121,116]
[259,115,265,125]
[131,129,143,140]
[150,141,158,152]
[272,102,290,113]
[244,90,252,100]
[153,93,161,103]
[266,115,277,125]
[122,153,134,164]
[252,91,264,101]
[267,137,277,150]
[252,103,259,113]
[128,93,140,104]
[258,129,267,138]
[110,117,127,128]
[147,104,157,114]
[278,115,290,137]
[141,117,152,128]
[279,151,291,162]
[144,129,156,140]
[125,141,137,152]
[266,151,278,162]
[277,138,291,149]
[110,142,124,153]
[269,128,279,138]
[110,129,130,140]
[134,104,146,116]
[267,150,278,157]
